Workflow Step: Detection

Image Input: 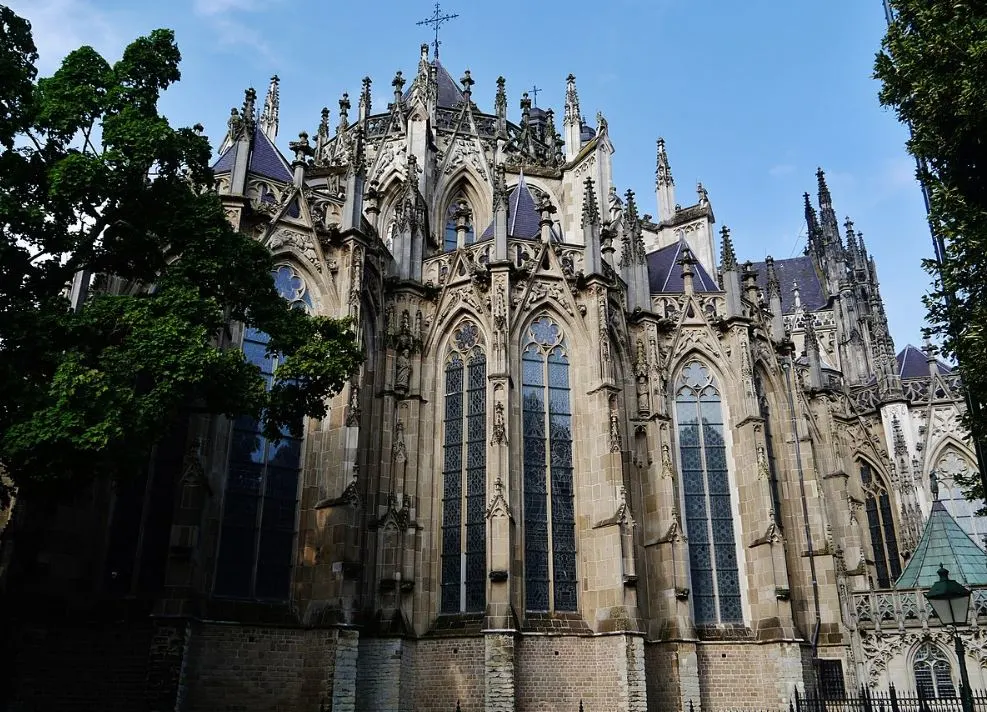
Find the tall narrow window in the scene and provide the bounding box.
[215,265,310,600]
[676,361,742,624]
[441,321,487,613]
[444,193,474,251]
[860,460,901,588]
[522,315,576,612]
[914,643,956,698]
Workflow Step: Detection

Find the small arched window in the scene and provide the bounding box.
[440,321,487,613]
[215,265,311,601]
[522,315,576,612]
[675,360,742,624]
[914,643,956,698]
[860,461,902,588]
[444,192,474,251]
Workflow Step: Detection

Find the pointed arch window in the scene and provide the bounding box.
[675,361,742,624]
[444,193,474,252]
[441,321,487,613]
[522,315,576,612]
[860,460,902,588]
[936,449,987,548]
[914,643,956,698]
[215,265,311,600]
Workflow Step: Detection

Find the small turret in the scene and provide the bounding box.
[563,74,581,161]
[259,75,279,140]
[720,226,742,318]
[765,256,785,341]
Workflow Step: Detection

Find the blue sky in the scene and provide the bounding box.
[9,0,933,349]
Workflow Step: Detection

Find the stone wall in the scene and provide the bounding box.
[516,634,631,712]
[695,641,806,711]
[412,637,485,712]
[181,622,339,712]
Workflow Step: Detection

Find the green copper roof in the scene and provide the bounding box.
[895,501,987,590]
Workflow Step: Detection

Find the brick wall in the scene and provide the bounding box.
[696,641,806,711]
[411,637,485,712]
[516,635,628,712]
[181,622,338,712]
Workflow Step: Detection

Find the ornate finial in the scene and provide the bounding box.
[564,73,580,127]
[624,189,639,225]
[930,470,940,501]
[259,75,280,140]
[765,255,781,300]
[720,226,737,271]
[359,76,372,116]
[493,163,508,212]
[289,131,313,163]
[495,76,507,119]
[697,181,708,204]
[416,2,459,59]
[656,137,673,187]
[460,69,474,99]
[337,92,351,133]
[391,70,406,108]
[318,107,330,137]
[581,177,600,227]
[816,167,833,209]
[241,87,257,132]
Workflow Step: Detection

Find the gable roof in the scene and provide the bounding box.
[897,344,953,379]
[212,124,293,184]
[647,240,719,294]
[750,255,828,315]
[895,500,987,589]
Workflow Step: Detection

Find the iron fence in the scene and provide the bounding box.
[794,685,987,712]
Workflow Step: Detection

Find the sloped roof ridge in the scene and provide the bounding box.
[895,500,987,589]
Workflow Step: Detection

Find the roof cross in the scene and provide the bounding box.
[417,2,459,60]
[530,85,541,107]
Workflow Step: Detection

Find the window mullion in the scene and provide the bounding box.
[543,359,555,612]
[697,398,721,623]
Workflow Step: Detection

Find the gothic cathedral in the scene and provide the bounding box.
[5,43,985,712]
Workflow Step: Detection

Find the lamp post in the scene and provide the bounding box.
[925,565,974,712]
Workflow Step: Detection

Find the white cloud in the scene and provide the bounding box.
[769,163,795,177]
[191,0,283,61]
[6,0,126,73]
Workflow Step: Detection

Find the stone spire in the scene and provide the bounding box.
[337,92,351,134]
[582,177,601,228]
[655,138,676,223]
[719,224,737,271]
[804,192,822,257]
[242,87,258,134]
[358,76,372,122]
[817,168,841,247]
[563,74,581,161]
[259,75,279,140]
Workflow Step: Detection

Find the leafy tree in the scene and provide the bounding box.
[0,6,362,505]
[875,1,987,500]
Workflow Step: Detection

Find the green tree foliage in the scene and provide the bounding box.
[875,1,987,499]
[0,7,362,504]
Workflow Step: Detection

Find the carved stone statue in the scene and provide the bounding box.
[395,348,412,394]
[609,411,622,453]
[636,375,650,417]
[607,185,624,228]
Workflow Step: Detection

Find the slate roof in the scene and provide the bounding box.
[647,240,720,294]
[751,255,828,315]
[896,344,953,379]
[403,60,465,109]
[895,500,987,589]
[212,124,293,184]
[480,174,555,241]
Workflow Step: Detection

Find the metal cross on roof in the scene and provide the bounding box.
[530,85,541,107]
[417,2,459,60]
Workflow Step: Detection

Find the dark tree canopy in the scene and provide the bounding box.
[875,1,987,500]
[0,6,362,503]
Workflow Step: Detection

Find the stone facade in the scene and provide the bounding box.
[2,45,982,712]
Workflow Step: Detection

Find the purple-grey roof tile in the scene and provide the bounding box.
[647,240,719,293]
[896,344,952,379]
[212,142,237,173]
[248,125,293,183]
[751,255,828,314]
[403,60,465,109]
[480,174,542,240]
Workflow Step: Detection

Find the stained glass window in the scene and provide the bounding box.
[937,450,987,549]
[914,643,956,698]
[215,265,311,600]
[522,315,576,611]
[859,460,901,588]
[441,321,487,613]
[675,360,742,624]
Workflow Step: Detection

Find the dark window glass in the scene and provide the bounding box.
[860,461,901,588]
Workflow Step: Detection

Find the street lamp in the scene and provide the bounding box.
[925,565,974,712]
